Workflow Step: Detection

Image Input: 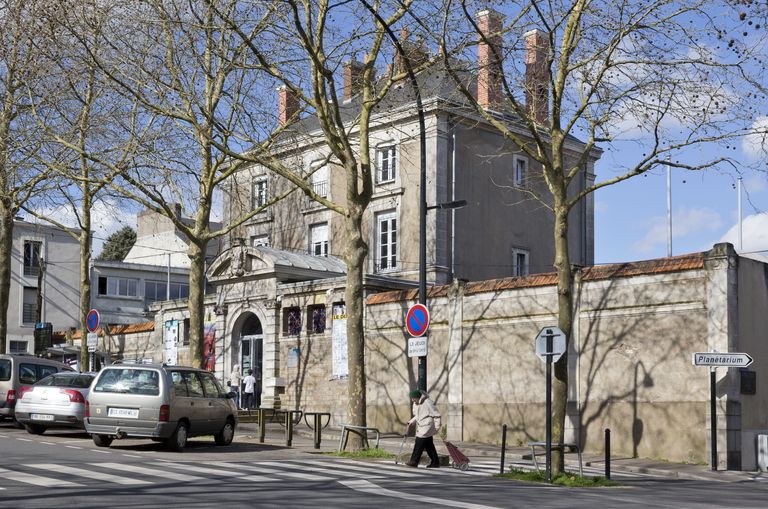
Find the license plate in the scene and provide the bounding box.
[30,414,54,421]
[108,407,139,419]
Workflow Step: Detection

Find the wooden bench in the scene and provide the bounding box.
[528,441,583,477]
[338,424,380,452]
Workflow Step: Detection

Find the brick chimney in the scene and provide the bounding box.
[343,60,365,102]
[476,9,504,109]
[278,86,300,126]
[524,29,549,125]
[395,27,428,74]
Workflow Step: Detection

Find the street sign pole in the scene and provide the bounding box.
[691,351,753,471]
[546,336,553,484]
[710,367,717,471]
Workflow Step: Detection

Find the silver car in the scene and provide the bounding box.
[85,364,237,451]
[14,372,96,434]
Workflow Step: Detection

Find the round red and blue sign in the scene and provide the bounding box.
[86,309,100,333]
[406,304,430,337]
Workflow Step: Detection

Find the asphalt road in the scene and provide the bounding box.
[2,420,768,508]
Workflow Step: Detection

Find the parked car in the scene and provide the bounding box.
[14,372,96,434]
[0,354,75,423]
[85,364,237,451]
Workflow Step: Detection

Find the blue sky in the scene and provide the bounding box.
[595,141,768,265]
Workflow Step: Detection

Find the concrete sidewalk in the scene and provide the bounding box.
[234,419,765,483]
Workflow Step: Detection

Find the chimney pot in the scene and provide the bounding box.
[343,60,365,102]
[524,29,550,125]
[278,86,300,126]
[476,9,504,109]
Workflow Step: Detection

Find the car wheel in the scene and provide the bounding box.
[24,424,46,435]
[93,434,113,447]
[166,422,188,452]
[214,419,235,446]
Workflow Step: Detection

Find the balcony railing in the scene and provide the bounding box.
[23,265,40,277]
[305,180,328,207]
[22,303,36,324]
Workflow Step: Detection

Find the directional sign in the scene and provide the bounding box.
[535,327,567,363]
[406,304,430,338]
[86,309,100,333]
[692,352,753,368]
[408,336,429,358]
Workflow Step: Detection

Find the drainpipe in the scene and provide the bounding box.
[451,121,457,281]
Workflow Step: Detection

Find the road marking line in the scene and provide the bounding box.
[65,446,82,450]
[209,461,334,482]
[40,441,56,445]
[0,467,83,488]
[155,462,278,481]
[26,464,152,485]
[91,462,206,482]
[255,461,382,479]
[16,438,33,442]
[89,449,111,454]
[122,454,142,458]
[298,459,418,478]
[339,479,501,509]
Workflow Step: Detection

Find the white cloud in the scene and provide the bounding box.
[719,213,768,255]
[633,207,723,254]
[30,199,137,257]
[743,117,768,160]
[744,174,767,194]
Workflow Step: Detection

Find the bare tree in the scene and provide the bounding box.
[23,0,142,370]
[433,0,768,474]
[50,0,297,369]
[213,0,422,448]
[0,1,62,354]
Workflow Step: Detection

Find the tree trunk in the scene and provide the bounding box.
[0,208,13,354]
[79,193,92,371]
[187,239,207,369]
[551,204,573,477]
[343,206,368,450]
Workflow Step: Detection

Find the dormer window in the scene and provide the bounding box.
[376,145,397,183]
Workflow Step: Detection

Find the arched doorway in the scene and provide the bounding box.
[239,314,263,408]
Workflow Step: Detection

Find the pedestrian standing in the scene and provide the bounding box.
[406,389,442,468]
[229,364,242,409]
[242,369,256,411]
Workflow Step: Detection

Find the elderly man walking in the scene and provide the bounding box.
[406,389,442,468]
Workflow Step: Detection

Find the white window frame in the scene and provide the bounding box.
[252,235,270,247]
[22,239,43,277]
[310,164,329,198]
[513,154,527,188]
[376,145,397,184]
[252,176,268,209]
[309,223,329,256]
[512,248,529,277]
[99,276,139,298]
[375,210,398,272]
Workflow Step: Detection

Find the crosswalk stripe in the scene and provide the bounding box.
[0,466,83,487]
[156,462,278,481]
[340,459,486,477]
[255,460,383,479]
[209,461,334,482]
[298,459,420,478]
[92,462,206,482]
[27,464,151,485]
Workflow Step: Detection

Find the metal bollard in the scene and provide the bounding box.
[314,414,321,449]
[500,424,508,474]
[286,411,294,447]
[605,428,611,480]
[258,408,265,443]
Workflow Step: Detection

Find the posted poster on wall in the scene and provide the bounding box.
[331,303,348,379]
[203,321,216,372]
[164,320,179,366]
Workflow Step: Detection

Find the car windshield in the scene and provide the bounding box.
[0,359,9,381]
[93,368,160,395]
[35,373,95,388]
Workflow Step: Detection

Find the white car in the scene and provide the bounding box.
[14,372,96,435]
